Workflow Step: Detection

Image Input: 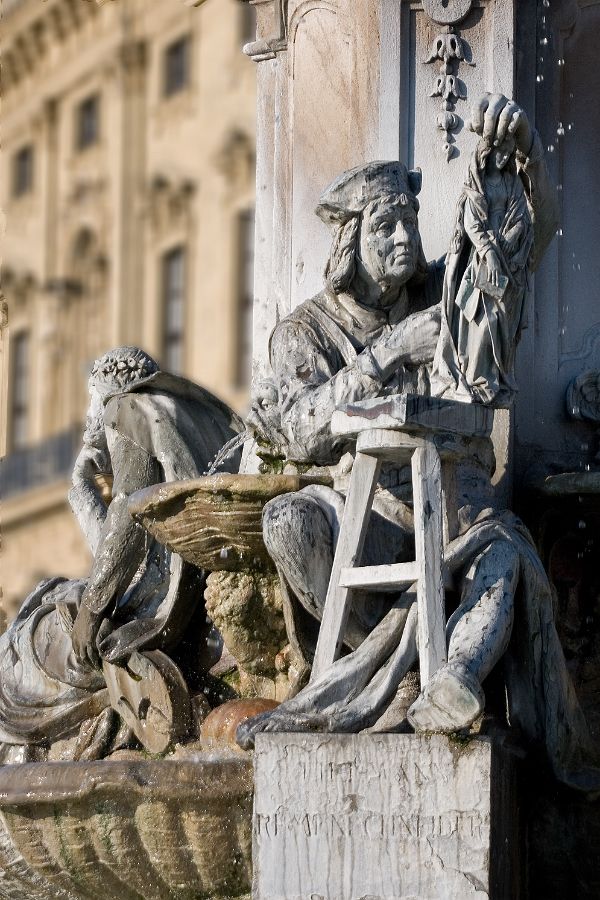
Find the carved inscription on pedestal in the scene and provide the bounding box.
[254,733,516,900]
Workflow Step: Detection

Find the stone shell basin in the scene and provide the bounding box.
[0,753,253,900]
[128,474,330,573]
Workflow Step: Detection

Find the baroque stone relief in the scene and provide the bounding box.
[243,0,287,61]
[237,94,600,792]
[0,347,246,761]
[425,25,474,161]
[421,0,477,161]
[567,370,600,464]
[146,174,196,237]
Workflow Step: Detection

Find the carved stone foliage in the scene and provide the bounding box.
[3,0,101,94]
[145,174,196,237]
[215,129,256,196]
[567,370,600,424]
[424,25,474,161]
[567,370,600,463]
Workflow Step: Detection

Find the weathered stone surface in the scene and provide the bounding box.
[253,733,518,900]
[0,754,253,899]
[204,571,287,680]
[0,347,243,759]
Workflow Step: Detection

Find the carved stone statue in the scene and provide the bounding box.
[431,130,535,405]
[0,347,242,761]
[239,95,600,790]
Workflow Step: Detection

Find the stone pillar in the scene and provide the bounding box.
[253,733,520,900]
[114,38,148,347]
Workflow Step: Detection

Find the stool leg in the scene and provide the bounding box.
[441,459,459,547]
[412,442,447,688]
[310,451,381,681]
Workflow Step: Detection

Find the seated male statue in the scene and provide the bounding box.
[0,347,242,761]
[240,94,599,790]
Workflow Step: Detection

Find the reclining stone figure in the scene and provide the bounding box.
[0,347,242,761]
[239,94,600,790]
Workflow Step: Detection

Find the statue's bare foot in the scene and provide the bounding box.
[407,665,484,734]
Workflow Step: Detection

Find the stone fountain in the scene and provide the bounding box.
[129,471,330,701]
[0,412,329,899]
[0,351,310,899]
[4,1,600,897]
[0,754,253,900]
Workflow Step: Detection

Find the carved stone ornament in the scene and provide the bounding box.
[425,26,474,161]
[567,370,600,423]
[243,0,287,62]
[422,0,474,25]
[567,370,600,463]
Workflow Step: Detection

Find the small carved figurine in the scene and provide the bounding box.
[432,132,535,406]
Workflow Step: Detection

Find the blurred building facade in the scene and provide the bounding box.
[1,0,257,621]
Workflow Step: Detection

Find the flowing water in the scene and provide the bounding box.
[204,429,250,476]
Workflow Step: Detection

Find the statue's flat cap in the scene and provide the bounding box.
[316,161,422,225]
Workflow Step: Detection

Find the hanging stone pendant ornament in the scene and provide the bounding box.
[422,0,473,25]
[424,19,475,161]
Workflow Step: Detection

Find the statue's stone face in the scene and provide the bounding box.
[83,382,108,448]
[490,135,515,172]
[358,198,419,298]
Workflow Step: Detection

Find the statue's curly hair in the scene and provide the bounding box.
[90,346,159,390]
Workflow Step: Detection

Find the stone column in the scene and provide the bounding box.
[114,38,148,348]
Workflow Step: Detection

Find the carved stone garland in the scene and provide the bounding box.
[423,0,475,162]
[567,370,600,464]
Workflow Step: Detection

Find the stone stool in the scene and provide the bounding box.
[310,394,493,689]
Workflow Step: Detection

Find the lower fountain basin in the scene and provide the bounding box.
[0,753,253,900]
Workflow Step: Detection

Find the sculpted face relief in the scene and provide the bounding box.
[356,197,420,306]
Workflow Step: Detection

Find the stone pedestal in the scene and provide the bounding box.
[253,733,519,900]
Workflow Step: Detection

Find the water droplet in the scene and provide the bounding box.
[547,143,554,152]
[543,0,550,6]
[537,75,545,83]
[557,123,565,136]
[556,183,563,191]
[568,123,573,131]
[540,37,549,45]
[557,227,563,236]
[558,58,565,66]
[579,520,587,529]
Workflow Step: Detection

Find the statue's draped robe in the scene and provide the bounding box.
[240,139,600,789]
[432,146,534,405]
[0,374,241,747]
